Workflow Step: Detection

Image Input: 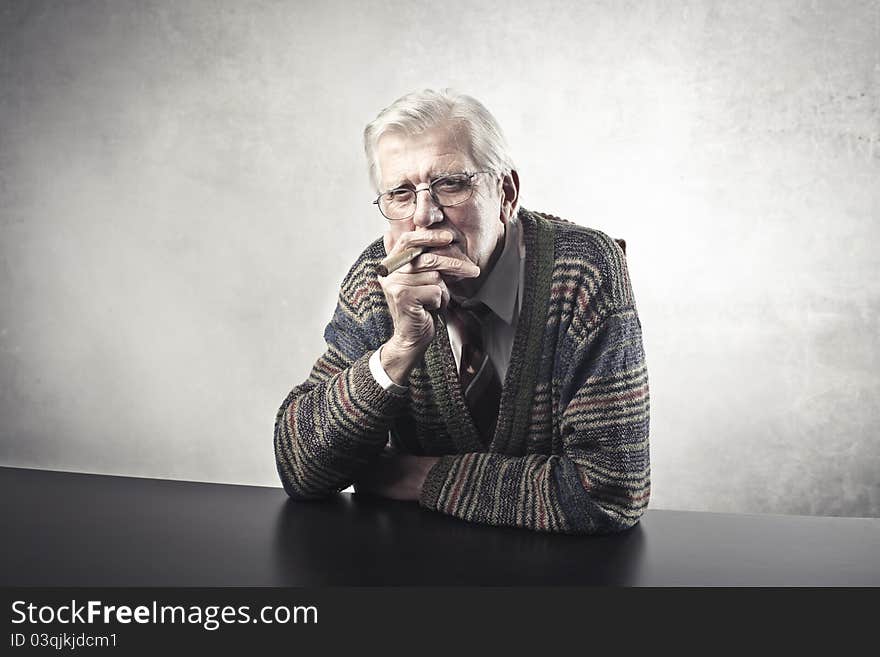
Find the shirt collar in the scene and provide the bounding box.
[465,218,522,324]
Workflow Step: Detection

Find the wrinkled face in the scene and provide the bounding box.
[376,122,510,296]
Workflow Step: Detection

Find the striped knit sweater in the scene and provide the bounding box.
[274,209,650,534]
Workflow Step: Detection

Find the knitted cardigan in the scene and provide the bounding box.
[274,209,650,534]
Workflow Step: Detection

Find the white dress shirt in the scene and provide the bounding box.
[369,218,525,392]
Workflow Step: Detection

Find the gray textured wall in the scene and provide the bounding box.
[1,0,878,517]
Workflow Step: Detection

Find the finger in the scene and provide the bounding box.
[392,229,455,254]
[382,270,443,286]
[401,278,452,311]
[409,252,481,279]
[384,279,445,310]
[404,284,444,312]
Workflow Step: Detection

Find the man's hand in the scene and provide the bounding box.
[378,229,480,385]
[353,453,441,501]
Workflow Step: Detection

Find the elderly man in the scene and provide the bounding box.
[274,89,650,534]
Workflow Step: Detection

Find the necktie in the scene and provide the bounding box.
[447,301,502,444]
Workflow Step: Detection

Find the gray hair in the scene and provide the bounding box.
[363,89,516,192]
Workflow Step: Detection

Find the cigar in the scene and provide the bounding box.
[375,246,426,277]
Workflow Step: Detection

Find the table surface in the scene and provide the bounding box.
[2,466,879,586]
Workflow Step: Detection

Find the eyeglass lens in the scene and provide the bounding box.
[378,174,475,220]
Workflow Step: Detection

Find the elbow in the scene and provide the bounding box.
[594,483,650,534]
[274,420,330,501]
[276,463,308,500]
[555,459,650,535]
[274,430,349,501]
[275,457,309,500]
[275,461,339,501]
[275,442,340,501]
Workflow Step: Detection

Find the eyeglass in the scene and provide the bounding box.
[373,171,493,221]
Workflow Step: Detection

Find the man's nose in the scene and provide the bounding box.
[411,186,444,228]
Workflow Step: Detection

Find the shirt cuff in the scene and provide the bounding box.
[369,347,409,397]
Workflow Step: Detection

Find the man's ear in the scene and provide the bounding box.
[500,170,520,223]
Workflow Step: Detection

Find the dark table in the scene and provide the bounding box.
[2,466,878,586]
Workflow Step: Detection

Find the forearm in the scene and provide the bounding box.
[420,452,567,532]
[419,451,646,535]
[274,352,408,499]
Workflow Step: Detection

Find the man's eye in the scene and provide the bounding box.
[434,177,468,192]
[386,189,413,201]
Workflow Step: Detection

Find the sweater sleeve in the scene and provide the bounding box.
[419,234,650,534]
[274,257,408,500]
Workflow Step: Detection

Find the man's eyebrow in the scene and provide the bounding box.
[387,178,413,189]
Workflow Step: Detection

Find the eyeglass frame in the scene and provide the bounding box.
[372,170,495,221]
